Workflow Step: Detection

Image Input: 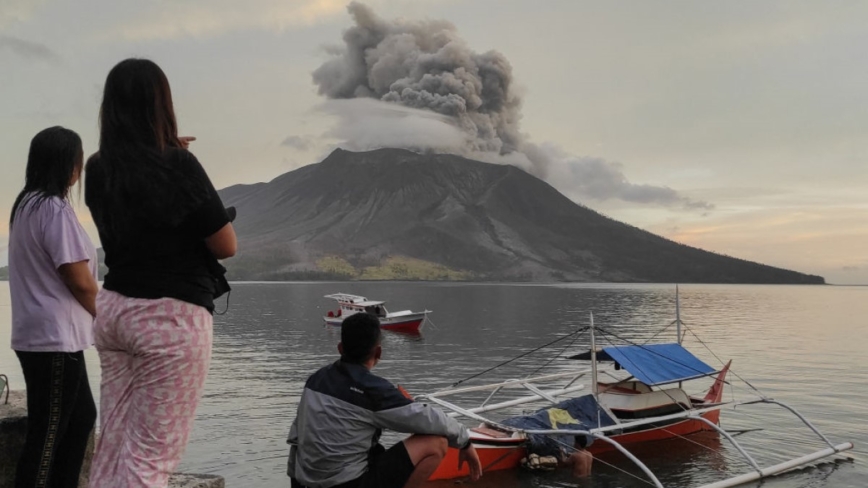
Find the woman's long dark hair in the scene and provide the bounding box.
[99,58,181,152]
[10,126,83,227]
[89,58,207,233]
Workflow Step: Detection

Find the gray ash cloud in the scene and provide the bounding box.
[313,2,523,159]
[311,2,712,211]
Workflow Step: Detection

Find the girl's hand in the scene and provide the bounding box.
[179,136,197,149]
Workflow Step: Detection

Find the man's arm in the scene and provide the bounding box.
[373,400,470,449]
[287,418,298,445]
[368,378,470,448]
[286,418,299,478]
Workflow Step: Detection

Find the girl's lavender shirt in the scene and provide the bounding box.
[9,194,97,352]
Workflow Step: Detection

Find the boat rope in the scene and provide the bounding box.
[637,321,770,403]
[682,324,729,366]
[547,436,659,487]
[424,315,439,330]
[640,319,678,346]
[523,326,585,380]
[638,425,762,474]
[720,407,824,449]
[682,325,766,397]
[449,327,589,388]
[638,423,749,464]
[597,327,723,391]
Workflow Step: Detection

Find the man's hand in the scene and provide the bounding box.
[458,444,482,481]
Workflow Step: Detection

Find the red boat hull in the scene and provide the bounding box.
[431,443,528,480]
[429,361,732,480]
[323,317,425,334]
[380,319,424,334]
[429,412,718,480]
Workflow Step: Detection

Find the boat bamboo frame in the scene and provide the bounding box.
[416,305,854,488]
[419,376,853,488]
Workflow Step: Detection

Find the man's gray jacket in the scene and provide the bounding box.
[287,360,470,488]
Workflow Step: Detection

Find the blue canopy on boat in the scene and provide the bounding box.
[570,343,717,386]
[600,343,716,386]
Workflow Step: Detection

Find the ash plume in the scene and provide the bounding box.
[311,2,712,211]
[313,3,525,162]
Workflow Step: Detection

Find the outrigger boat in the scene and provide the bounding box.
[417,295,853,487]
[323,293,430,334]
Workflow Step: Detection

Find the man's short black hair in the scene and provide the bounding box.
[340,313,382,363]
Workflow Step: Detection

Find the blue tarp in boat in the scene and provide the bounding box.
[591,343,716,386]
[501,394,616,457]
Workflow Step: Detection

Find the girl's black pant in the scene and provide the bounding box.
[14,351,96,488]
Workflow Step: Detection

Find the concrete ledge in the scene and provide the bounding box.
[169,473,226,488]
[1,390,224,488]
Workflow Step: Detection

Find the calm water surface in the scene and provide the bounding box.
[1,282,865,487]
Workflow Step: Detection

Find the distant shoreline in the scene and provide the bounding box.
[0,273,853,286]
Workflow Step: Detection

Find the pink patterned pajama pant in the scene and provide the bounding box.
[89,290,212,488]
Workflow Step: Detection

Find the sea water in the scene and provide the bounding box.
[2,282,865,487]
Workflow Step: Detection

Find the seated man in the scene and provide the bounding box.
[288,313,482,488]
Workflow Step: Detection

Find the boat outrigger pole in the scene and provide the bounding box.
[676,284,682,345]
[590,311,605,431]
[676,285,683,389]
[590,312,598,398]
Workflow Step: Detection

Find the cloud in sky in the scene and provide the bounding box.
[317,98,467,152]
[3,0,867,282]
[96,0,346,41]
[94,0,440,42]
[0,35,59,62]
[642,192,868,284]
[0,0,45,28]
[280,135,314,151]
[551,155,715,210]
[312,2,712,210]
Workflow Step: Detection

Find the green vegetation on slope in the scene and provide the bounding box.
[358,256,470,280]
[224,253,472,281]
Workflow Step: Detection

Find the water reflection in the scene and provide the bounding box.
[194,282,865,487]
[2,282,865,488]
[592,432,727,487]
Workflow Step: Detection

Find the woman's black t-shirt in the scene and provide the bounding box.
[85,148,230,312]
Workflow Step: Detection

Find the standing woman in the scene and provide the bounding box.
[84,58,236,488]
[9,126,99,488]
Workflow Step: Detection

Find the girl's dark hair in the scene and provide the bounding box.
[99,58,181,152]
[89,58,207,232]
[10,126,83,227]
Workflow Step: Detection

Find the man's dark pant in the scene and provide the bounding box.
[15,351,97,488]
[290,442,415,488]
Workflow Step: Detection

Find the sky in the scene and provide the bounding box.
[1,0,867,284]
